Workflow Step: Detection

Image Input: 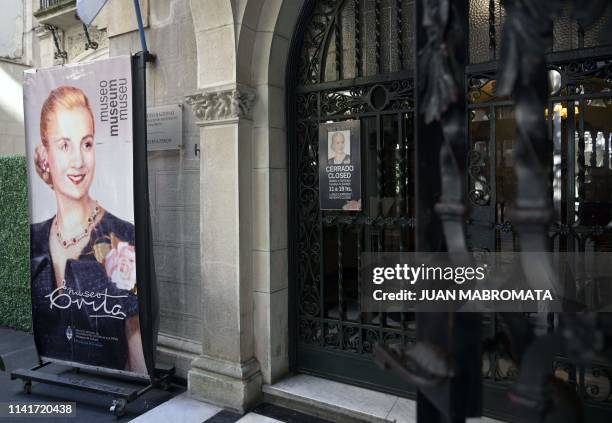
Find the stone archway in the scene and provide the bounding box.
[240,0,305,386]
[186,0,303,412]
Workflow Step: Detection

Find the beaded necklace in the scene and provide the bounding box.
[55,203,100,248]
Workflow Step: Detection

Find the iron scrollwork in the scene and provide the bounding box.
[299,318,322,345]
[549,59,612,95]
[375,0,612,421]
[495,0,573,418]
[44,24,67,61]
[296,119,322,320]
[375,1,481,422]
[293,0,612,420]
[495,1,612,420]
[320,86,369,116]
[299,0,344,85]
[319,79,414,117]
[419,0,473,257]
[82,24,99,51]
[468,149,491,206]
[496,0,558,292]
[467,72,498,103]
[343,325,360,352]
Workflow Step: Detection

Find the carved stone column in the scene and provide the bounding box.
[185,85,261,413]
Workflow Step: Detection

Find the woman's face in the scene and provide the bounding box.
[45,105,95,201]
[331,133,345,154]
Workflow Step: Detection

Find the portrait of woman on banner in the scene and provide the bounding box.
[29,85,147,374]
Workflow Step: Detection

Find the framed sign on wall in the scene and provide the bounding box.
[146,104,182,151]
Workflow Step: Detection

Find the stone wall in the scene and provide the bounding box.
[0,60,28,156]
[0,0,29,157]
[184,0,302,411]
[0,0,23,59]
[107,0,201,378]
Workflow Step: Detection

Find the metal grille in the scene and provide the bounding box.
[291,0,612,419]
[467,53,612,416]
[39,0,67,10]
[469,0,612,64]
[299,0,414,86]
[291,0,418,395]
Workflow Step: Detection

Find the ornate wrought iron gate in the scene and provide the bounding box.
[288,0,612,421]
[288,0,419,395]
[466,16,612,423]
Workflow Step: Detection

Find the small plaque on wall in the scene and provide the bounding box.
[318,120,362,211]
[147,104,182,151]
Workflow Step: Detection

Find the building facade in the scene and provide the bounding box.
[3,0,305,414]
[2,0,612,421]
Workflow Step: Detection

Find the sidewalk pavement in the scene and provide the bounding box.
[0,327,330,423]
[0,326,182,422]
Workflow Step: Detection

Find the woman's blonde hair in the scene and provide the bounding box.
[35,86,94,188]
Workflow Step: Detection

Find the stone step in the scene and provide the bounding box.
[263,374,412,423]
[263,374,503,423]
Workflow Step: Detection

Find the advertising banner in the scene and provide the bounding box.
[23,56,149,377]
[318,120,362,210]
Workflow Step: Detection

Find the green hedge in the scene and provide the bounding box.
[0,156,31,331]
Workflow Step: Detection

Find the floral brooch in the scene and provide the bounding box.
[94,233,137,294]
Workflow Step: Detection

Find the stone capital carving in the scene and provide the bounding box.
[186,86,256,123]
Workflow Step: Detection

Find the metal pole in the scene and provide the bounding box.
[132,52,158,377]
[133,0,148,53]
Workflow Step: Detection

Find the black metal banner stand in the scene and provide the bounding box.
[11,363,174,417]
[12,50,171,419]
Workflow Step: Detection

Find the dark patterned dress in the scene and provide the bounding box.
[30,212,138,370]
